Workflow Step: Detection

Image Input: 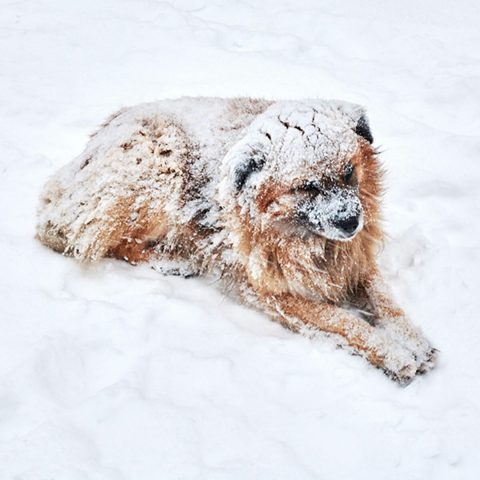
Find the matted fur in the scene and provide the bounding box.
[37,97,436,383]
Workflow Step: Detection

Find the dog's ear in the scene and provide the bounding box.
[234,153,265,191]
[355,115,373,144]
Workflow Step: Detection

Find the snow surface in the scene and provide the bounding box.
[1,0,480,478]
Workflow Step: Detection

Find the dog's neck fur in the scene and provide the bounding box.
[231,215,382,304]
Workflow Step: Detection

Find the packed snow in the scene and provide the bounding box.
[1,1,480,479]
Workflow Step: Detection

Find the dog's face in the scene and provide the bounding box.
[221,100,377,242]
[290,163,364,241]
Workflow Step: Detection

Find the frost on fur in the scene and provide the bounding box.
[36,97,437,383]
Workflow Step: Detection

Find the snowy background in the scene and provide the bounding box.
[1,0,480,478]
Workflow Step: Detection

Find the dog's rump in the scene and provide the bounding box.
[36,104,192,262]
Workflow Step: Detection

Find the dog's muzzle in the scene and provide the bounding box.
[299,188,364,241]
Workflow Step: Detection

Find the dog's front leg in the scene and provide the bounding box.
[266,293,431,383]
[361,272,437,375]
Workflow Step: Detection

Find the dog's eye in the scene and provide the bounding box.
[297,182,321,194]
[343,164,355,185]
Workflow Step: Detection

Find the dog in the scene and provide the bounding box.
[37,97,437,383]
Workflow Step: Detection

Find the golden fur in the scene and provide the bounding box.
[37,97,436,383]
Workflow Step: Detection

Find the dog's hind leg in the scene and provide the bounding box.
[36,111,189,263]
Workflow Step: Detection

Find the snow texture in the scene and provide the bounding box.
[1,1,480,479]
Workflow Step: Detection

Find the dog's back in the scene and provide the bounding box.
[36,97,271,265]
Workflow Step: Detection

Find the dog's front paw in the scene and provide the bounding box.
[372,329,438,385]
[375,319,437,381]
[416,346,438,375]
[386,347,438,385]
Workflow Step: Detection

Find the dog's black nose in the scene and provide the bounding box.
[334,215,360,235]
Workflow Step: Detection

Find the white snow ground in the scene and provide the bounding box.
[1,0,480,478]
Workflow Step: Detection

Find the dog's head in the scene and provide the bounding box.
[220,100,380,243]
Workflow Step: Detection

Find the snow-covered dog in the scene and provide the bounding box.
[37,97,436,383]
